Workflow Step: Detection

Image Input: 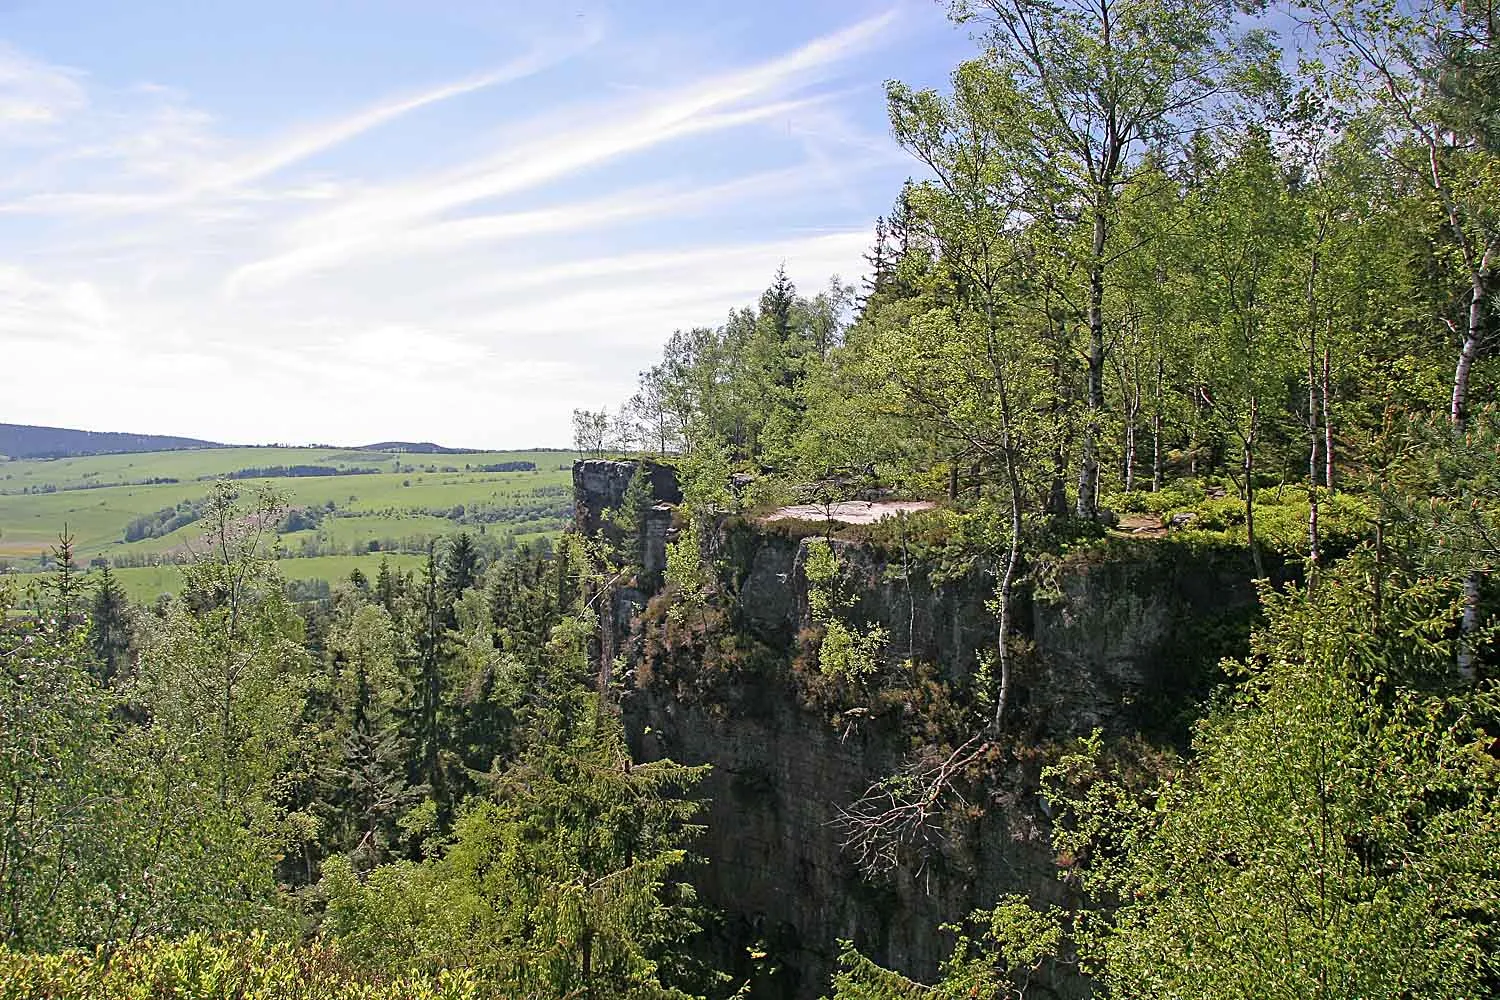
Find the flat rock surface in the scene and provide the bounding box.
[763,499,937,525]
[1116,513,1167,536]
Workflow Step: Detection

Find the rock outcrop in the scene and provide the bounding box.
[574,460,1260,998]
[573,458,682,535]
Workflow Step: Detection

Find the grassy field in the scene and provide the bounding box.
[0,447,577,596]
[0,447,574,494]
[44,553,433,603]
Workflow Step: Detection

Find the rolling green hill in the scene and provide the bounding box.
[0,446,576,593]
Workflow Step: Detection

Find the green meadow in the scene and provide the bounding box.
[0,447,576,594]
[36,553,431,603]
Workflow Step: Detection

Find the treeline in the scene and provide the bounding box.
[5,476,181,496]
[612,0,1496,554]
[216,465,382,480]
[0,422,221,459]
[573,266,854,457]
[123,498,207,543]
[110,521,562,568]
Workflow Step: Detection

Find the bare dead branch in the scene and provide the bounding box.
[831,733,991,877]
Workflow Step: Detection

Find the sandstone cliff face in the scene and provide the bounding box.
[625,669,1062,999]
[713,520,1254,741]
[574,461,1258,998]
[573,458,683,536]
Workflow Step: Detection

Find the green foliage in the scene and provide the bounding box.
[803,538,889,681]
[87,564,131,682]
[0,541,291,952]
[1385,404,1500,576]
[1046,568,1500,999]
[608,461,656,576]
[323,693,711,999]
[663,518,713,627]
[814,619,889,683]
[828,898,1071,999]
[635,273,853,462]
[135,483,308,816]
[0,933,486,999]
[1108,482,1376,557]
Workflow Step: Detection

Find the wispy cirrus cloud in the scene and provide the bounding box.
[0,34,595,215]
[0,3,943,446]
[0,44,85,131]
[227,12,896,294]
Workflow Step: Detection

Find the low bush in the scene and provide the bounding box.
[0,933,485,999]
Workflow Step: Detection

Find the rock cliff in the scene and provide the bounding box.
[574,460,1261,998]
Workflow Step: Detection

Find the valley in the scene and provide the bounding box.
[0,445,573,599]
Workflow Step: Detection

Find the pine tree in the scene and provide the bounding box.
[442,532,480,605]
[607,462,655,578]
[88,564,131,684]
[42,531,82,640]
[374,556,402,614]
[407,544,450,829]
[860,215,894,306]
[760,263,796,343]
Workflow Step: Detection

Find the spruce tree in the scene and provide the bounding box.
[87,564,131,684]
[442,532,479,606]
[407,545,450,830]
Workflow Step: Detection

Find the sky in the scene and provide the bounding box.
[0,0,975,448]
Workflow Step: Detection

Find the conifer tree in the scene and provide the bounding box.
[88,564,131,684]
[406,544,450,827]
[442,532,479,600]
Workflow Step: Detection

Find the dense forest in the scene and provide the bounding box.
[0,424,223,460]
[4,0,1499,997]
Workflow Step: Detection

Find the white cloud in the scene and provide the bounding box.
[226,12,896,294]
[0,45,86,132]
[0,9,907,446]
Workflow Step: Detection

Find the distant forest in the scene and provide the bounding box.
[0,423,223,459]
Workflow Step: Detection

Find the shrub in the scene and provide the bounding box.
[0,933,485,999]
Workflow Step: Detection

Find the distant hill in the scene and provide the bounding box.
[0,423,225,460]
[356,441,467,454]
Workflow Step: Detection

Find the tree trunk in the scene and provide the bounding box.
[1450,243,1493,433]
[1451,252,1491,681]
[1151,413,1162,492]
[992,401,1022,734]
[219,685,233,805]
[1048,361,1071,516]
[1308,328,1321,570]
[1244,398,1265,580]
[1457,571,1480,684]
[982,299,1023,733]
[1122,369,1138,494]
[1076,203,1108,520]
[1151,354,1164,492]
[1452,323,1481,431]
[1321,345,1334,490]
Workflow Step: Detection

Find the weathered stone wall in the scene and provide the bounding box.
[1027,546,1265,739]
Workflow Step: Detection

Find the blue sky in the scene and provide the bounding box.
[0,0,974,447]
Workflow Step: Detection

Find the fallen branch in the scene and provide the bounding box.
[831,732,991,877]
